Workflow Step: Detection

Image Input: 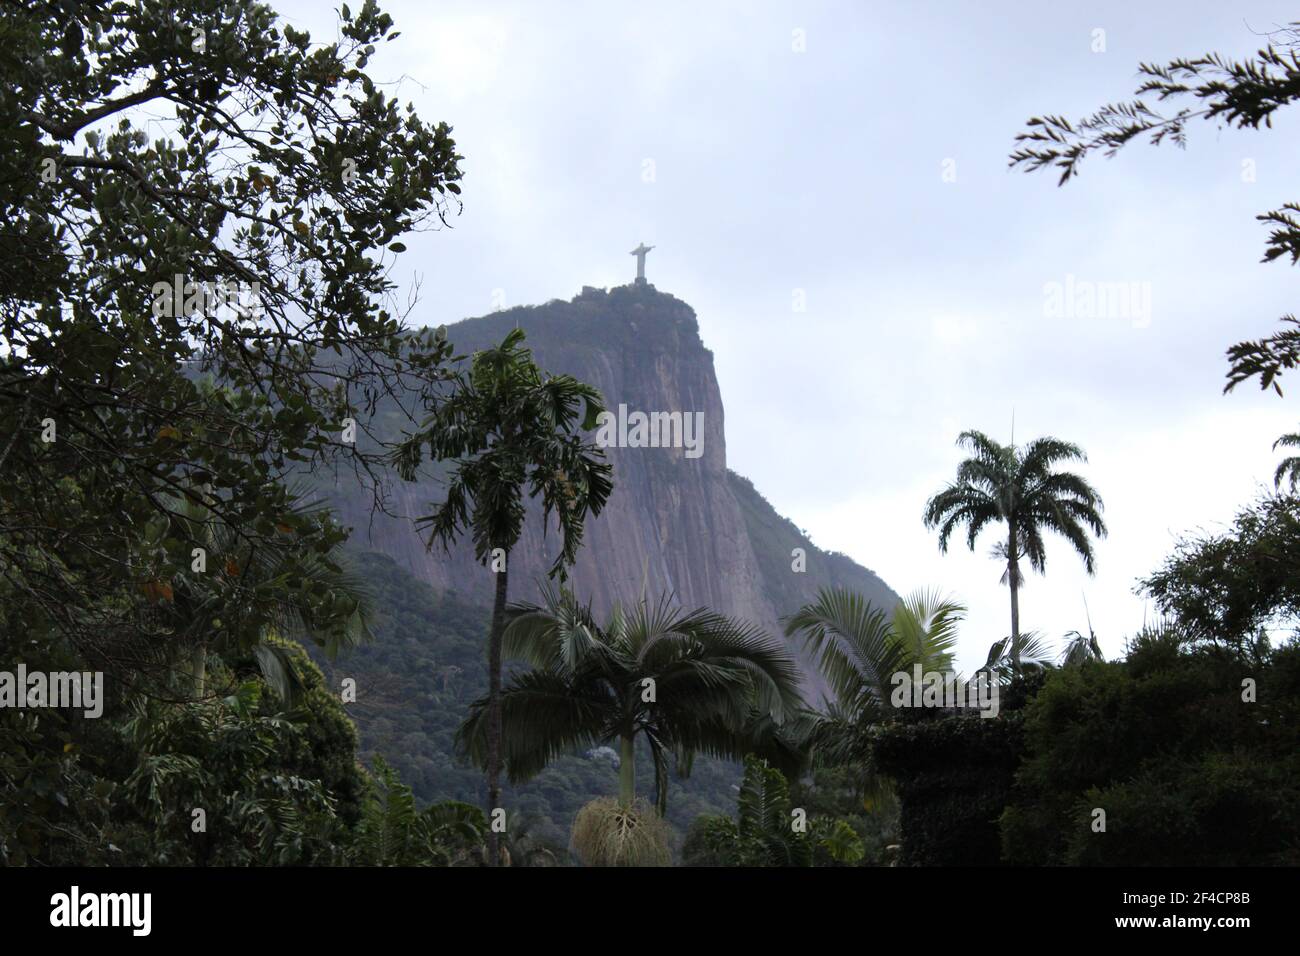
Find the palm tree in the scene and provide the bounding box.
[979,631,1054,681]
[1059,596,1104,667]
[393,328,613,865]
[787,587,962,711]
[923,430,1106,647]
[1060,629,1104,666]
[456,585,803,812]
[783,587,965,770]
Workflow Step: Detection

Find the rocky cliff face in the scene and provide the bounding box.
[328,282,898,698]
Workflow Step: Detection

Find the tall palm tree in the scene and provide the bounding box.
[456,585,803,812]
[923,430,1106,647]
[393,328,613,865]
[783,587,965,770]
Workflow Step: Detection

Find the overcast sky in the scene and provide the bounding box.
[280,0,1300,670]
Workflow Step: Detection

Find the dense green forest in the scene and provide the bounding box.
[311,550,746,851]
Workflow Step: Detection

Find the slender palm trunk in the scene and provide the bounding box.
[485,560,509,866]
[1007,524,1021,646]
[1009,571,1021,645]
[618,733,636,806]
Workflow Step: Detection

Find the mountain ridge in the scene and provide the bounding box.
[328,282,900,695]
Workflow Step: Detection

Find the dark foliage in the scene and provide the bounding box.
[309,551,742,849]
[1001,637,1300,865]
[1141,493,1300,646]
[873,715,1025,866]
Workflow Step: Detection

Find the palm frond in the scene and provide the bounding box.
[890,588,964,673]
[457,671,613,782]
[1060,629,1104,666]
[983,630,1054,676]
[784,587,903,709]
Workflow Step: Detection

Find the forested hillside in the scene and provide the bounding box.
[311,550,740,849]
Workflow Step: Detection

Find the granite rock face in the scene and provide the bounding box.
[329,283,898,698]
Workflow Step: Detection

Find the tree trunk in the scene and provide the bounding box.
[618,733,636,807]
[485,559,509,866]
[1007,524,1021,648]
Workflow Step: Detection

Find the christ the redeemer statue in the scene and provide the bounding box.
[630,242,654,284]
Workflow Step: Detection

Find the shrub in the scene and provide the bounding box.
[873,715,1024,865]
[1000,639,1300,865]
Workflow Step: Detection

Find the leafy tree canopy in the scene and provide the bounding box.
[1,0,460,685]
[1140,492,1300,646]
[1008,22,1300,397]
